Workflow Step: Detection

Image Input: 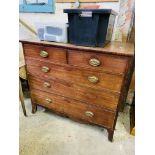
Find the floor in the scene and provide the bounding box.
[19,99,135,155]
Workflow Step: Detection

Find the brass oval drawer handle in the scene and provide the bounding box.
[45,98,52,104]
[88,75,99,83]
[41,66,50,73]
[40,50,48,58]
[43,82,51,88]
[89,58,100,67]
[85,111,94,117]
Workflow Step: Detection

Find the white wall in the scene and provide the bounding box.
[19,3,120,40]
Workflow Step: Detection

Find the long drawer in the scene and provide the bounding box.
[30,89,116,129]
[68,50,128,75]
[28,75,119,111]
[26,59,124,93]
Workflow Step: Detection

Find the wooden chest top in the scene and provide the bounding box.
[20,39,134,56]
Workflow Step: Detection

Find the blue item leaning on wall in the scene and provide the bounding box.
[19,0,55,13]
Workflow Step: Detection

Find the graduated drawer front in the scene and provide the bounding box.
[26,59,124,93]
[68,50,128,74]
[62,98,116,129]
[23,44,67,64]
[30,89,116,129]
[28,75,119,111]
[30,89,64,113]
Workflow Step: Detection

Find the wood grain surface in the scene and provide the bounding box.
[26,59,124,93]
[20,39,134,56]
[28,75,119,111]
[68,49,128,74]
[30,89,64,113]
[23,43,67,64]
[31,89,116,129]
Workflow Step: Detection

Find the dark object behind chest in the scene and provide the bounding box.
[64,9,117,47]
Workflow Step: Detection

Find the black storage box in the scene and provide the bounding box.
[64,9,117,47]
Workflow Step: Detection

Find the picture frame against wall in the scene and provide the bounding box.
[19,0,55,13]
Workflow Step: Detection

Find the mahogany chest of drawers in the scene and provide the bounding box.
[20,39,134,142]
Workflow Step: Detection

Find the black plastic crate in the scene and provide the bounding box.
[64,9,117,47]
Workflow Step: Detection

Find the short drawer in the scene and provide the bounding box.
[26,59,124,93]
[23,43,67,64]
[68,50,128,74]
[28,75,119,111]
[63,98,116,129]
[30,89,64,113]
